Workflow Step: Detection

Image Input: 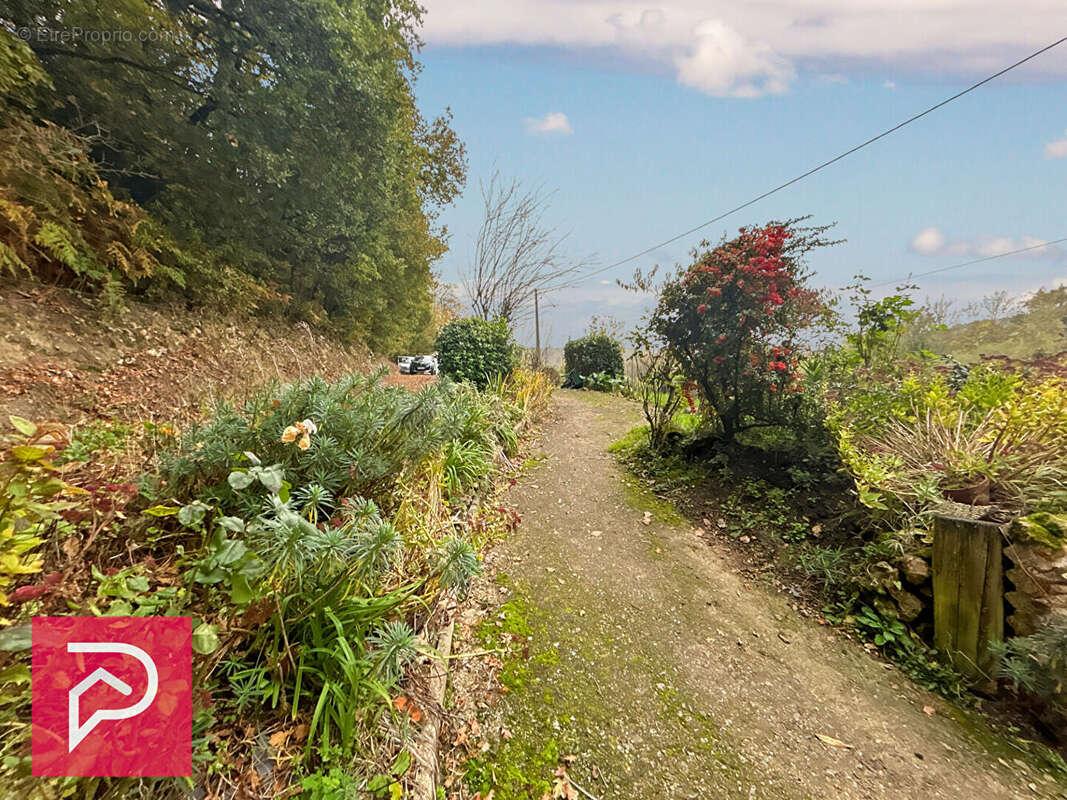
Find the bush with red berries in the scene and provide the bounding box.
[647,218,837,441]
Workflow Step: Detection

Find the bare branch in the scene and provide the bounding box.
[460,170,594,324]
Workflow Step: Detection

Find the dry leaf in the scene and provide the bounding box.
[267,728,291,749]
[923,705,935,716]
[815,733,854,749]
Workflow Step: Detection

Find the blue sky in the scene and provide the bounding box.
[413,3,1067,346]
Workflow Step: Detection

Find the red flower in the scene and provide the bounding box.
[707,287,722,297]
[697,304,708,314]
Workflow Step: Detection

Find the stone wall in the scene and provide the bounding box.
[1005,534,1067,636]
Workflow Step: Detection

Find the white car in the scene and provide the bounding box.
[410,354,438,375]
[397,356,414,374]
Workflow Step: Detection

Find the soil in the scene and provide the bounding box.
[0,284,429,426]
[448,390,1067,800]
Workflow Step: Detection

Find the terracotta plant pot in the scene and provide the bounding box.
[942,476,991,505]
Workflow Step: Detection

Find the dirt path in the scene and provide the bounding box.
[463,391,1066,800]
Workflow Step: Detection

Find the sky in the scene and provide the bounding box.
[412,1,1067,346]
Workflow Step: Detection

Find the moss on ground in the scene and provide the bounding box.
[619,474,687,526]
[942,704,1067,781]
[465,572,753,799]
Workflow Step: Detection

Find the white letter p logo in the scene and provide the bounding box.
[67,642,159,752]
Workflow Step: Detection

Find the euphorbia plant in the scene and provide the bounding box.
[641,218,837,441]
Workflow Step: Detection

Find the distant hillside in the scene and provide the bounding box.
[921,285,1067,363]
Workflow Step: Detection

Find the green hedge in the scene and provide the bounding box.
[564,334,624,385]
[435,318,518,389]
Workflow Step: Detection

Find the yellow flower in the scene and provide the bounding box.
[282,419,317,449]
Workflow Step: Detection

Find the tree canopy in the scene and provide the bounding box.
[1,0,466,350]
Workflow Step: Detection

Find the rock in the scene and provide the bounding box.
[862,561,900,593]
[897,555,930,586]
[888,585,924,622]
[1005,537,1067,635]
[872,595,899,621]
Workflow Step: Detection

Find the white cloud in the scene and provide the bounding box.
[420,2,1067,96]
[1044,130,1067,159]
[910,227,1056,259]
[883,80,896,90]
[910,227,946,256]
[524,112,573,135]
[673,20,794,97]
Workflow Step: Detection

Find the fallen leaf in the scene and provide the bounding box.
[815,733,854,750]
[923,705,935,716]
[267,728,291,749]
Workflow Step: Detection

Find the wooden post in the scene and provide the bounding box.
[533,288,541,368]
[932,514,1005,681]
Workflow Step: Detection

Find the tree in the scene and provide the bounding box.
[844,276,919,368]
[462,170,591,323]
[3,0,467,351]
[966,290,1020,324]
[640,219,837,441]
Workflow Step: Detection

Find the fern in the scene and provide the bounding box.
[0,240,28,276]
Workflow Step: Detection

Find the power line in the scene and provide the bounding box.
[548,34,1067,291]
[868,236,1067,289]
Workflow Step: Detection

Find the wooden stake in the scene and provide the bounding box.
[411,621,454,800]
[932,514,1005,682]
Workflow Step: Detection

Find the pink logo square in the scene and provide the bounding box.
[32,616,192,777]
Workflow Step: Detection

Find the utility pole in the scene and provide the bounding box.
[533,288,541,368]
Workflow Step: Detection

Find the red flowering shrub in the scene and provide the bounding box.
[648,218,836,440]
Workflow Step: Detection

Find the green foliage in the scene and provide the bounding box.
[0,416,80,604]
[718,476,811,542]
[300,767,361,800]
[563,333,624,386]
[436,318,518,389]
[3,0,467,348]
[636,218,837,441]
[925,286,1067,363]
[791,544,852,586]
[833,365,1067,516]
[844,275,920,368]
[578,371,626,393]
[994,619,1067,722]
[57,421,134,464]
[436,535,482,596]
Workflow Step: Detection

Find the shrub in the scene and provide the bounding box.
[436,318,518,389]
[833,367,1067,515]
[641,218,837,441]
[995,618,1067,730]
[157,369,525,511]
[563,333,624,386]
[0,416,81,604]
